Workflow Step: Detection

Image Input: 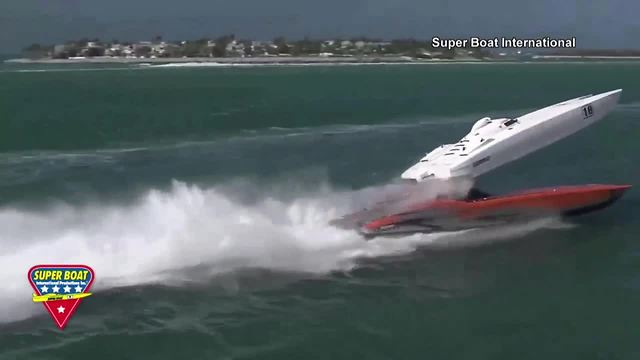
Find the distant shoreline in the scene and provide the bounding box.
[4,56,478,65]
[6,55,640,66]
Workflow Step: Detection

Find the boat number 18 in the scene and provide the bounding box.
[582,104,594,119]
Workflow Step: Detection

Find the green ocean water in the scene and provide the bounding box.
[0,61,639,359]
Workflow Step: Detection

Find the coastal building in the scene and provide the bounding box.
[150,42,168,56]
[123,47,135,58]
[53,45,66,57]
[225,40,245,57]
[250,41,266,54]
[105,44,124,57]
[79,42,105,57]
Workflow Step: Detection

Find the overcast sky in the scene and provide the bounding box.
[1,0,639,52]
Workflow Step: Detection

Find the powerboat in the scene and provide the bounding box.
[401,89,622,181]
[331,90,630,238]
[333,184,631,238]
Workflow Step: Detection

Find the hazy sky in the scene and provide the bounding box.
[1,0,639,51]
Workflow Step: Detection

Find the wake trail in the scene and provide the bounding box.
[0,179,559,324]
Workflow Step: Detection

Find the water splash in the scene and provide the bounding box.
[0,179,556,323]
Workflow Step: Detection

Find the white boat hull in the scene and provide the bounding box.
[401,89,622,181]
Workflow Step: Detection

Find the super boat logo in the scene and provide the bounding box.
[28,265,95,329]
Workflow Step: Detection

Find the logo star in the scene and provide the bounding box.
[40,285,49,293]
[63,286,71,293]
[57,306,65,314]
[52,285,60,293]
[74,285,83,293]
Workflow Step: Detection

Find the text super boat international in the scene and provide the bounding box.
[401,89,622,182]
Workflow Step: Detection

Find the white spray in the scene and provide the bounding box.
[0,179,554,323]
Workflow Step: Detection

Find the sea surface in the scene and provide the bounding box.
[0,60,639,359]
